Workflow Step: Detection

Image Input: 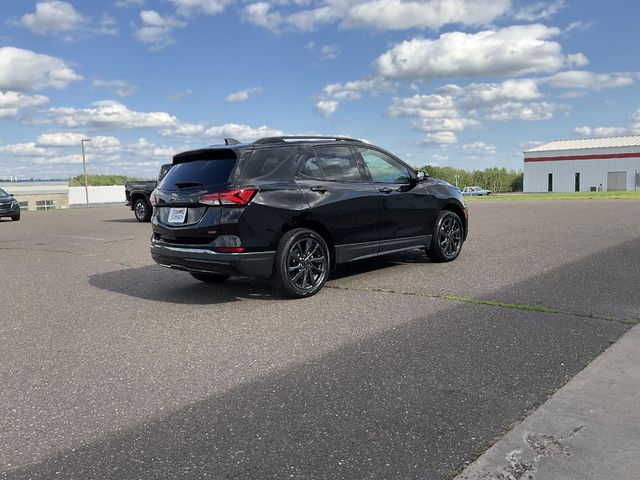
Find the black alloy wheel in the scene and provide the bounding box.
[134,198,152,222]
[426,210,463,262]
[274,228,329,298]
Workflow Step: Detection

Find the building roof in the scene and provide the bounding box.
[524,135,640,153]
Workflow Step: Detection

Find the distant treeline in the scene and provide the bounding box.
[66,169,524,192]
[419,165,524,193]
[68,174,149,186]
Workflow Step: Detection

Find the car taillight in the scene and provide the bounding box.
[150,192,157,206]
[199,188,257,206]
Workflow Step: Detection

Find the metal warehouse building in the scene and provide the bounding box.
[523,136,640,193]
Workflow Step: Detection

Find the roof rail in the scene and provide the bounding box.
[254,135,362,145]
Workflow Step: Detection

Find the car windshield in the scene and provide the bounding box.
[0,188,9,197]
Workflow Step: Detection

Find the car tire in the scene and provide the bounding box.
[273,228,330,298]
[190,272,230,283]
[133,198,152,222]
[426,210,464,262]
[11,214,20,221]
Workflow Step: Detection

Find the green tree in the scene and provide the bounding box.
[68,174,150,186]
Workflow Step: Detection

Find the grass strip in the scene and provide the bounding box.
[326,284,638,325]
[465,191,640,201]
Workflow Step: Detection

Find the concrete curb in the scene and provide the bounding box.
[455,323,640,480]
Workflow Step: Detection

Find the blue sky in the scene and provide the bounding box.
[1,0,639,179]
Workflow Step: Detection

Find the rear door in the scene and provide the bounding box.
[295,145,381,263]
[153,150,239,239]
[355,146,435,252]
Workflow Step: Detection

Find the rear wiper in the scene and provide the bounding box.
[174,182,203,189]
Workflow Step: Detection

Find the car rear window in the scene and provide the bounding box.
[160,158,236,191]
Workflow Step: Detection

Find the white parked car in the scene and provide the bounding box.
[461,186,492,196]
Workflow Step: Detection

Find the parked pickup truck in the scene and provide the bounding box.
[461,186,492,196]
[125,164,172,222]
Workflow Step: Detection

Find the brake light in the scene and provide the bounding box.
[150,192,157,206]
[199,188,257,206]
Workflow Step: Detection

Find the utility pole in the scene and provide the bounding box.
[81,138,91,208]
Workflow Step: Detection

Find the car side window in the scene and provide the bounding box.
[298,152,324,180]
[313,146,363,182]
[357,148,411,183]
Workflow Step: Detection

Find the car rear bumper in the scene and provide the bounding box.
[150,242,275,277]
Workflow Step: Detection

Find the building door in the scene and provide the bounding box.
[575,172,580,192]
[548,173,553,192]
[607,171,627,191]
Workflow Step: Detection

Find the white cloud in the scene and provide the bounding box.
[375,24,576,80]
[543,71,639,90]
[460,141,497,154]
[574,110,640,137]
[242,2,284,32]
[160,122,206,137]
[203,124,284,141]
[389,78,566,143]
[115,0,145,7]
[343,0,511,30]
[169,0,231,16]
[92,79,139,97]
[315,100,339,116]
[420,132,457,144]
[36,132,87,146]
[0,47,83,91]
[126,138,176,158]
[34,153,83,165]
[320,45,340,60]
[566,53,589,68]
[159,122,284,142]
[225,86,263,103]
[0,142,49,156]
[46,100,178,129]
[316,77,390,115]
[388,93,456,118]
[442,79,544,108]
[135,10,186,50]
[485,101,568,121]
[242,0,511,32]
[167,88,193,101]
[0,91,49,118]
[514,0,566,21]
[18,1,117,39]
[19,1,85,35]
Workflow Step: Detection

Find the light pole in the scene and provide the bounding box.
[81,138,91,208]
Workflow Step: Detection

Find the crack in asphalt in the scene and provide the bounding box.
[325,284,639,326]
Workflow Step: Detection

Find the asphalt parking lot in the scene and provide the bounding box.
[1,200,638,479]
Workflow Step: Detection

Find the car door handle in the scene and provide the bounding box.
[378,187,393,193]
[310,186,328,193]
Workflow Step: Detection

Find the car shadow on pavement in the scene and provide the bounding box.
[88,251,432,304]
[89,266,280,304]
[101,218,142,223]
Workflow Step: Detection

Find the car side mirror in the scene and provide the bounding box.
[9,193,14,197]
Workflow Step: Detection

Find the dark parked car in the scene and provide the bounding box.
[125,163,172,222]
[0,187,20,221]
[150,136,468,297]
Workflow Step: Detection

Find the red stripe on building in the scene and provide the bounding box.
[525,152,640,163]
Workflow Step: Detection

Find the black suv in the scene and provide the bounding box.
[150,136,467,297]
